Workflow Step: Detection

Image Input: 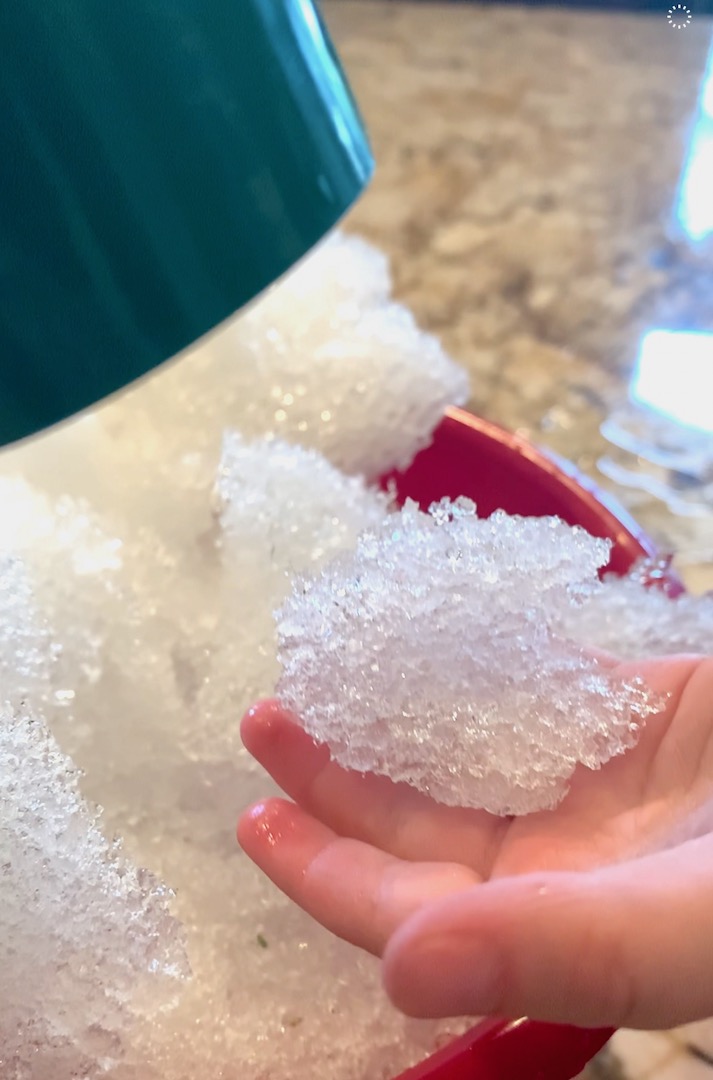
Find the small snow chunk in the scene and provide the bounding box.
[563,558,713,659]
[276,498,664,816]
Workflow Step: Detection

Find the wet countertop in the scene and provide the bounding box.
[323,0,713,593]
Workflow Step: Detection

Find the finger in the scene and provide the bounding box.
[631,655,713,795]
[566,654,705,796]
[537,655,706,845]
[238,797,479,955]
[614,654,709,761]
[383,833,713,1029]
[241,701,507,872]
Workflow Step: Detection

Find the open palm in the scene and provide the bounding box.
[239,654,713,1030]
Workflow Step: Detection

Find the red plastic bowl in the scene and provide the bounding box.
[382,406,663,578]
[380,406,675,1080]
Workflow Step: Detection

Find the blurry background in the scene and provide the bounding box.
[360,0,713,11]
[324,0,713,598]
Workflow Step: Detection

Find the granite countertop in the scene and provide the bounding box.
[322,6,713,1077]
[323,0,713,593]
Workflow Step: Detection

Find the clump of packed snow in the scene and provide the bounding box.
[562,557,713,659]
[276,497,665,816]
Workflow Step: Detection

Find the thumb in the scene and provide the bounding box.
[383,836,713,1029]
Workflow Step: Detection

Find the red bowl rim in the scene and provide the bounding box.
[392,408,679,1080]
[442,406,659,563]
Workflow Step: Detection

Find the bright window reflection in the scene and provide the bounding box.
[676,42,713,241]
[631,330,713,434]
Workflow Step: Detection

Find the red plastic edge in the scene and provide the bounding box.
[381,406,685,592]
[381,407,681,1080]
[398,1018,614,1080]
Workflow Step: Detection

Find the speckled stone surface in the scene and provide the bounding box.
[322,7,713,1079]
[323,0,713,591]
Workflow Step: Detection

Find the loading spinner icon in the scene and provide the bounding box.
[667,4,692,27]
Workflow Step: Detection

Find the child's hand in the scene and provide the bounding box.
[238,655,713,1030]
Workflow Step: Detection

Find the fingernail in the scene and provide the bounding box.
[243,699,272,722]
[246,800,287,848]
